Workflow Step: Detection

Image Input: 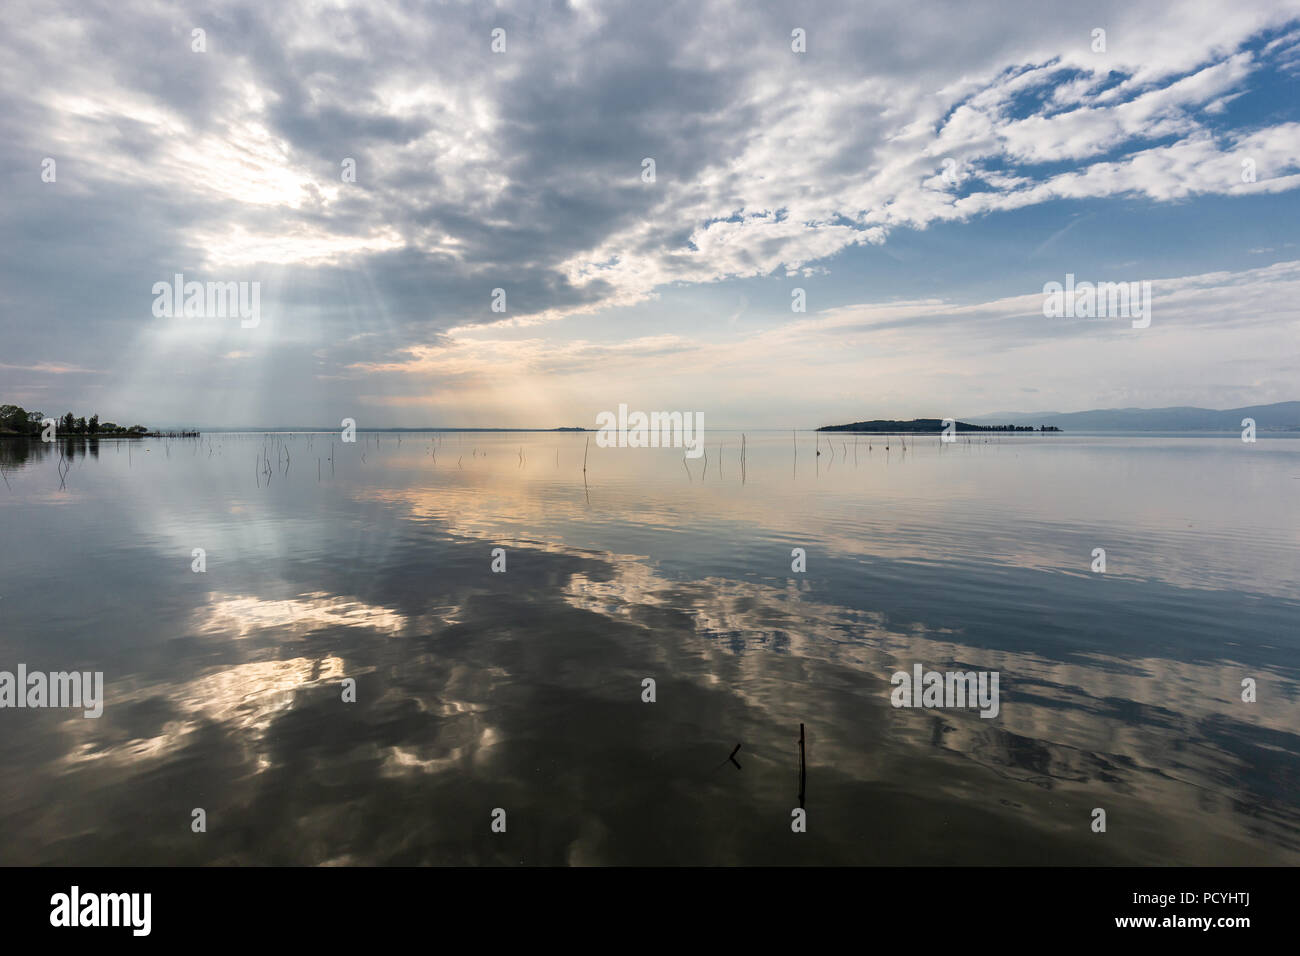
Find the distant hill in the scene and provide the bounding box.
[965,401,1300,432]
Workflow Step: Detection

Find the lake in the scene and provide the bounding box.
[0,431,1296,864]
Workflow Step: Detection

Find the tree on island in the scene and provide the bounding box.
[0,403,177,437]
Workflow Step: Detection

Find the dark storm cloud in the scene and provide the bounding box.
[0,0,758,361]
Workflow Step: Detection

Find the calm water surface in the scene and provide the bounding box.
[0,431,1296,864]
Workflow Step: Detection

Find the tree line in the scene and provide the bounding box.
[0,404,147,437]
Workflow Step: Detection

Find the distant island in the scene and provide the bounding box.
[819,418,1060,433]
[0,403,194,438]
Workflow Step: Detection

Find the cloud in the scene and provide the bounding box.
[0,0,1297,424]
[341,259,1300,425]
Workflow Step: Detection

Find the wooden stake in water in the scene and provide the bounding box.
[798,723,806,809]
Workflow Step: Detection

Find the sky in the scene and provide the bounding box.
[1,0,1298,428]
